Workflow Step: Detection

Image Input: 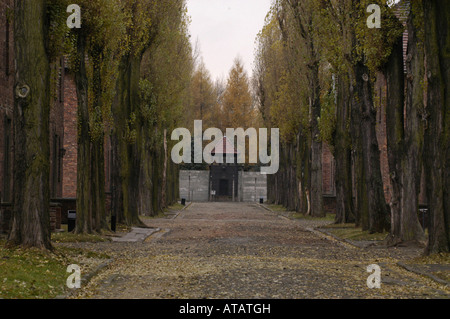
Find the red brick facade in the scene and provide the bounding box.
[49,58,66,199]
[62,72,78,198]
[321,143,335,196]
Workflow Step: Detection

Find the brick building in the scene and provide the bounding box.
[62,71,78,198]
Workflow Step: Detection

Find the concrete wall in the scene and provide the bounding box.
[179,170,210,202]
[239,171,267,202]
[179,169,268,203]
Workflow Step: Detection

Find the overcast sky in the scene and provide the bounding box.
[187,0,273,82]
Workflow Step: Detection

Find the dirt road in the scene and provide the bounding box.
[68,202,449,299]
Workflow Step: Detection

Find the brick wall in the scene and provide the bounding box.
[49,59,66,199]
[322,143,335,196]
[62,72,78,198]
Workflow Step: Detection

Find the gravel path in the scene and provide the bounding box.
[66,202,449,299]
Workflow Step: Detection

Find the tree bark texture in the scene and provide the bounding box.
[422,0,450,254]
[353,61,389,233]
[267,132,310,214]
[401,6,426,243]
[111,55,145,226]
[334,74,355,224]
[385,34,405,244]
[309,63,324,217]
[91,49,107,232]
[74,31,92,234]
[350,69,364,228]
[8,0,52,249]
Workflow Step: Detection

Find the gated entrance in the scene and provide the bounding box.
[178,137,267,203]
[209,137,238,202]
[210,165,239,201]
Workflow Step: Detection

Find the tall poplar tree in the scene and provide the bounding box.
[8,0,52,249]
[70,0,127,233]
[422,0,450,254]
[111,0,192,224]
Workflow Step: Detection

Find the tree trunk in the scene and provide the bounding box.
[75,31,92,234]
[310,69,324,217]
[422,0,450,254]
[334,74,355,224]
[111,57,127,225]
[353,61,389,233]
[136,122,153,217]
[401,6,426,244]
[91,50,107,232]
[91,139,106,232]
[111,54,146,226]
[152,145,162,214]
[128,56,147,222]
[300,130,311,214]
[385,34,405,244]
[350,70,364,228]
[111,55,132,225]
[8,0,52,249]
[161,129,168,209]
